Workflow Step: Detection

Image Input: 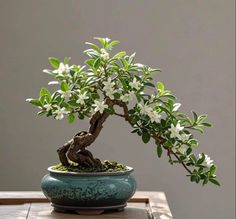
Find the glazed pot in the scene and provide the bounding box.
[41,166,137,212]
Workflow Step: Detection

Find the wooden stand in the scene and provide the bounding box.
[0,191,173,219]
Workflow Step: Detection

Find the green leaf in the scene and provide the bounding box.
[40,88,51,97]
[189,139,199,147]
[61,81,69,92]
[209,178,221,186]
[67,99,79,107]
[85,59,94,67]
[104,107,115,115]
[37,110,47,116]
[201,122,212,127]
[67,114,75,123]
[64,57,71,64]
[94,37,106,47]
[49,57,60,68]
[197,154,205,164]
[157,81,165,92]
[190,175,197,182]
[142,132,151,144]
[209,165,217,176]
[108,40,120,48]
[93,58,101,69]
[193,127,204,134]
[27,99,42,107]
[192,111,198,122]
[85,42,101,52]
[114,93,121,99]
[144,82,155,88]
[112,51,126,60]
[156,144,163,158]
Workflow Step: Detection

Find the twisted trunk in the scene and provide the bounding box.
[57,99,114,168]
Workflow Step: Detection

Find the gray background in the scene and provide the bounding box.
[0,1,235,218]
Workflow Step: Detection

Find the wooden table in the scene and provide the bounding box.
[0,191,173,219]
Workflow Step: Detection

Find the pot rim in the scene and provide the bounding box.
[47,166,134,176]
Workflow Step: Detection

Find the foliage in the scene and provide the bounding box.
[27,37,219,186]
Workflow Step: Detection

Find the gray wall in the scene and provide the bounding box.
[0,1,235,218]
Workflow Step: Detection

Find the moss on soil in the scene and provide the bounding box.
[51,160,128,173]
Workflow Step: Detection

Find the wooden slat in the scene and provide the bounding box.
[0,191,47,204]
[0,203,30,219]
[0,191,149,204]
[146,192,173,219]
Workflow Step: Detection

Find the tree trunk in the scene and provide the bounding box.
[56,99,131,168]
[57,108,110,167]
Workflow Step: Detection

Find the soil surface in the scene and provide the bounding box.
[51,160,128,173]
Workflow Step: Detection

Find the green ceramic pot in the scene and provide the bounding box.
[41,166,136,211]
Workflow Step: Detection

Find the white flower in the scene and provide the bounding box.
[150,94,156,103]
[138,103,152,115]
[168,122,184,139]
[198,154,214,168]
[178,145,189,154]
[26,98,33,102]
[48,81,59,85]
[173,103,181,112]
[138,103,161,123]
[120,91,135,103]
[148,110,161,123]
[105,37,111,42]
[76,92,89,105]
[103,78,116,99]
[103,78,115,90]
[172,142,188,155]
[100,48,109,60]
[180,133,191,142]
[135,63,144,68]
[106,89,115,99]
[93,100,108,114]
[53,63,70,75]
[129,78,141,90]
[43,103,52,112]
[54,107,70,120]
[58,90,72,99]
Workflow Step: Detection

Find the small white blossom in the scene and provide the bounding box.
[26,98,33,102]
[43,103,52,112]
[138,103,152,115]
[48,81,59,85]
[76,92,89,105]
[58,90,72,99]
[53,63,70,75]
[169,122,184,139]
[148,110,161,123]
[93,100,108,114]
[54,107,70,120]
[129,78,141,90]
[100,48,109,60]
[105,37,111,42]
[199,154,214,168]
[178,145,189,154]
[173,103,181,112]
[106,89,115,99]
[150,94,156,103]
[103,78,115,90]
[43,69,51,74]
[180,133,191,142]
[120,91,135,103]
[103,78,116,99]
[135,63,144,68]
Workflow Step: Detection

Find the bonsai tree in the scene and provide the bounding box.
[27,37,220,186]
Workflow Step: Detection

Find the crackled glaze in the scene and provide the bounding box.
[41,166,136,208]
